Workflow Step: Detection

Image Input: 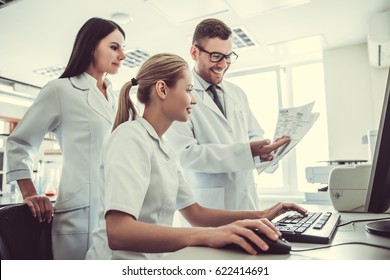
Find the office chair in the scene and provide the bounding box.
[0,203,53,260]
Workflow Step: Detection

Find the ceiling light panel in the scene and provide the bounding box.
[123,49,150,68]
[0,0,17,8]
[33,49,150,76]
[226,0,310,19]
[146,0,230,24]
[232,26,257,49]
[34,65,66,78]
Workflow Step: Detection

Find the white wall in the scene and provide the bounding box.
[323,43,388,161]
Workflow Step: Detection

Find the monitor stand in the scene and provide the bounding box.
[366,220,390,237]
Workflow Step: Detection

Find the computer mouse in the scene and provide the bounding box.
[253,230,291,254]
[224,229,291,254]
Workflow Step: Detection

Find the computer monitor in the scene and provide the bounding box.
[364,67,390,237]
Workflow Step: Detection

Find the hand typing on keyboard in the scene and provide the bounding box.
[261,202,308,221]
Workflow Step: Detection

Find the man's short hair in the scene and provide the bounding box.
[192,18,232,45]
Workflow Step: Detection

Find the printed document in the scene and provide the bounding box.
[256,101,319,174]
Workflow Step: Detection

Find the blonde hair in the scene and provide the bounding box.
[112,53,189,131]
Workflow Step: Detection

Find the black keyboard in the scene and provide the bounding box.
[273,212,340,244]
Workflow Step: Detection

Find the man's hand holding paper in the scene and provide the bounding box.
[250,136,291,162]
[255,101,319,174]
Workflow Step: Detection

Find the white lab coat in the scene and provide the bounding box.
[87,117,196,260]
[6,73,117,259]
[165,72,264,210]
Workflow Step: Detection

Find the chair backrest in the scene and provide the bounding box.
[0,203,53,260]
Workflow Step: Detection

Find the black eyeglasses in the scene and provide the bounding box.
[195,44,238,64]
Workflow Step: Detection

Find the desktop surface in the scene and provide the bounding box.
[164,205,390,260]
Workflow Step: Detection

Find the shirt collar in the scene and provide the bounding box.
[135,116,160,141]
[192,69,223,92]
[82,72,112,91]
[82,72,115,106]
[135,116,170,156]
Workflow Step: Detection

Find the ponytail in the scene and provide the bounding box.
[112,53,188,132]
[112,81,137,132]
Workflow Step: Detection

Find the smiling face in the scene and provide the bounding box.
[164,69,196,122]
[191,36,233,84]
[90,29,126,76]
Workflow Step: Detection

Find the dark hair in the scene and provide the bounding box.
[192,18,232,45]
[59,17,125,78]
[112,53,189,132]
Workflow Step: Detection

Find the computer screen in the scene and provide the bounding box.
[365,68,390,213]
[364,68,390,236]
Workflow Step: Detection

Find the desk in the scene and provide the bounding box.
[164,205,390,260]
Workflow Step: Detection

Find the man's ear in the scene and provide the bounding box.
[190,44,197,60]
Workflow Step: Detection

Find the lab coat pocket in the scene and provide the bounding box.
[52,207,89,259]
[52,207,89,234]
[54,183,90,211]
[193,187,225,209]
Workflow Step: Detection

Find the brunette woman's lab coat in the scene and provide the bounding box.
[6,73,116,259]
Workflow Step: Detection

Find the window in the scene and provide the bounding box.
[226,62,328,195]
[290,63,328,193]
[227,68,284,191]
[0,120,8,148]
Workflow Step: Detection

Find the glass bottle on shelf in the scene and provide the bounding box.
[43,161,59,197]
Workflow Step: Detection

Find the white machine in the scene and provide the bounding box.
[305,161,367,185]
[367,10,390,68]
[305,163,339,185]
[305,130,377,207]
[328,164,372,212]
[305,161,366,204]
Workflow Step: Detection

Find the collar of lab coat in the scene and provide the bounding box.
[69,73,115,124]
[192,70,232,122]
[135,116,170,158]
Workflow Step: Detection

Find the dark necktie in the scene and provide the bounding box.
[207,85,225,116]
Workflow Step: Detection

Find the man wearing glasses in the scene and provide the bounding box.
[166,18,289,211]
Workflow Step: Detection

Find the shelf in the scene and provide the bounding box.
[44,149,62,155]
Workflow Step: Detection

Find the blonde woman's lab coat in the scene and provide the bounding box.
[6,73,117,259]
[88,117,197,260]
[165,74,265,211]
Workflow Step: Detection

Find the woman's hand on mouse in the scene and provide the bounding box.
[202,218,281,255]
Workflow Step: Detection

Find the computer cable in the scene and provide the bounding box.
[291,241,390,252]
[337,216,390,227]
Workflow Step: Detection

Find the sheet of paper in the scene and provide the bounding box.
[256,101,319,174]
